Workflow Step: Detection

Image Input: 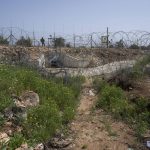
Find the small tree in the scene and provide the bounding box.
[16,36,32,47]
[140,46,147,50]
[0,36,9,45]
[66,42,71,48]
[146,45,150,50]
[129,44,139,49]
[53,37,65,48]
[115,39,124,48]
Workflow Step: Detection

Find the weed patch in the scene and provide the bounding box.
[96,80,150,138]
[130,55,150,79]
[0,64,84,146]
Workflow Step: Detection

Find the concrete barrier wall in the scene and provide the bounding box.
[59,53,90,68]
[44,51,90,68]
[44,60,136,77]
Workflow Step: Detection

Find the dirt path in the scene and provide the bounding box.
[68,79,141,150]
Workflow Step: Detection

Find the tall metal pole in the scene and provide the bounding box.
[10,27,13,45]
[91,34,93,48]
[107,27,109,48]
[33,31,35,46]
[73,34,76,48]
[54,32,56,40]
[1,28,4,37]
[53,32,55,48]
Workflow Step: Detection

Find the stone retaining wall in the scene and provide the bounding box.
[43,60,136,77]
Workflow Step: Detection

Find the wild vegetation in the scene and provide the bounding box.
[0,36,9,45]
[95,81,149,137]
[0,64,84,148]
[94,55,150,139]
[16,36,32,47]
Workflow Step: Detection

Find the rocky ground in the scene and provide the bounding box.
[0,76,149,150]
[0,91,43,150]
[62,47,145,66]
[0,46,146,68]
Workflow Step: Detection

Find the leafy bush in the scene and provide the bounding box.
[53,37,65,48]
[93,78,108,93]
[66,43,71,48]
[115,39,124,48]
[16,36,32,47]
[129,44,139,49]
[132,98,150,134]
[0,94,12,112]
[0,36,9,45]
[134,97,149,113]
[8,133,25,149]
[63,107,75,123]
[63,76,85,98]
[0,114,5,126]
[135,120,149,139]
[96,84,128,119]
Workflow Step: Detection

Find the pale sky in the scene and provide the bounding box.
[0,0,150,36]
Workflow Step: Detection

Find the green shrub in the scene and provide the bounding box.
[134,97,149,113]
[0,36,9,45]
[65,76,85,98]
[53,37,65,48]
[97,84,128,119]
[115,39,124,48]
[8,133,25,150]
[135,120,149,139]
[0,114,5,126]
[24,102,61,143]
[129,44,139,49]
[93,78,108,92]
[0,142,8,150]
[63,107,75,124]
[16,36,32,47]
[0,94,13,112]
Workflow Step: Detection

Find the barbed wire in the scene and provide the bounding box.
[0,27,150,48]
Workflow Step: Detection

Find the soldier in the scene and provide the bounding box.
[40,37,45,46]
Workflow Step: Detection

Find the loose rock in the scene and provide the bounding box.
[89,90,95,96]
[48,133,72,149]
[0,132,10,143]
[34,143,44,150]
[19,91,39,107]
